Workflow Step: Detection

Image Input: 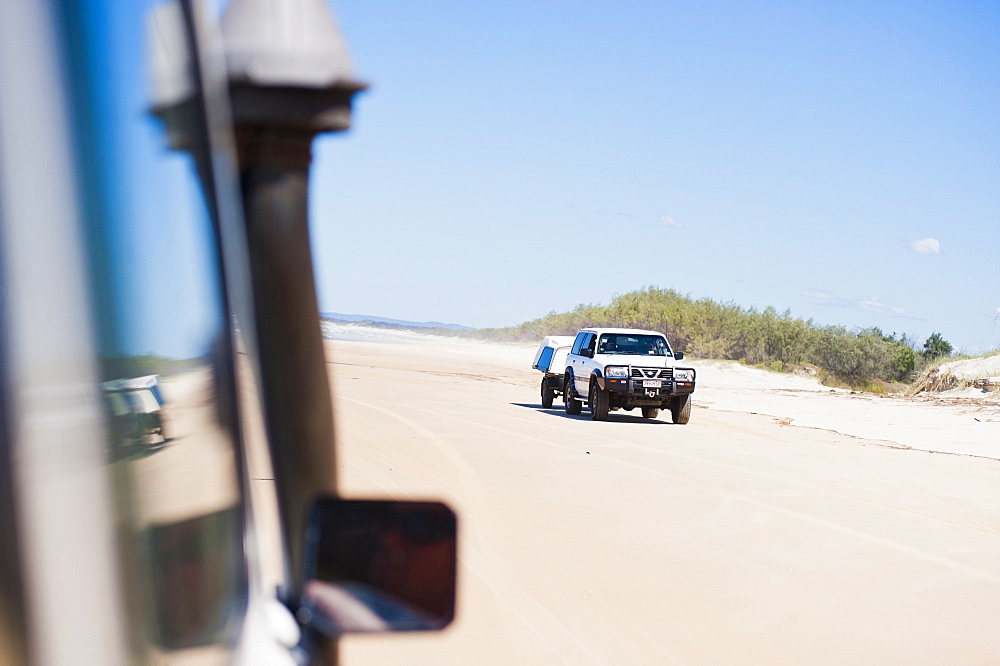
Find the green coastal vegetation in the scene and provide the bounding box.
[451,287,962,390]
[101,354,203,380]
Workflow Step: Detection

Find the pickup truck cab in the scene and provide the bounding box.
[564,328,696,422]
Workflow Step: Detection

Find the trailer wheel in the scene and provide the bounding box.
[641,407,659,419]
[541,377,555,408]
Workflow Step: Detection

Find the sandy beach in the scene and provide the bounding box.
[310,327,1000,664]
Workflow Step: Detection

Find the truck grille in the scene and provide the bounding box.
[630,367,673,379]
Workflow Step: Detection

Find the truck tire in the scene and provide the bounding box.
[641,407,659,419]
[670,394,692,424]
[564,377,581,415]
[589,382,609,421]
[541,377,555,408]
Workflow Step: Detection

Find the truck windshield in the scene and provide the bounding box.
[598,334,672,356]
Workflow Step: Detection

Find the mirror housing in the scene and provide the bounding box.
[580,348,594,358]
[675,351,684,360]
[300,498,457,636]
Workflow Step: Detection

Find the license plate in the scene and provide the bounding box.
[642,380,661,388]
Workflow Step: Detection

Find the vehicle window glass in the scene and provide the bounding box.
[600,334,672,356]
[60,0,247,657]
[583,333,596,354]
[536,346,554,372]
[571,333,586,355]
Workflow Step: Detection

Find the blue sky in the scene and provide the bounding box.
[76,0,224,359]
[309,1,999,352]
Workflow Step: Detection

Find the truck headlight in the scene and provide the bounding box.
[674,368,695,382]
[605,366,629,378]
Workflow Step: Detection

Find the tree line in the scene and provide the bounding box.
[454,287,953,385]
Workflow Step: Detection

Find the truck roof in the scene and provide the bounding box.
[579,328,666,337]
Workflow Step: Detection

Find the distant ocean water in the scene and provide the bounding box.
[320,322,434,343]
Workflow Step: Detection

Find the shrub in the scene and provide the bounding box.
[463,286,935,384]
[922,332,953,361]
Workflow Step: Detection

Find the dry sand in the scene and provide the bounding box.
[314,328,1000,664]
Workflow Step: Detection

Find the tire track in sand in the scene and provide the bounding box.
[339,396,624,665]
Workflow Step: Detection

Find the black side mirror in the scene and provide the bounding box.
[580,348,594,358]
[300,498,457,635]
[675,351,684,360]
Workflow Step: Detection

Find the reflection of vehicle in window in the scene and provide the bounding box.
[103,375,171,449]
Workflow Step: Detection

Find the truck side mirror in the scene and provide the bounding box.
[580,348,594,358]
[675,351,684,360]
[300,498,457,635]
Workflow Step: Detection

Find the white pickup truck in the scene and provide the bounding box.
[553,327,696,422]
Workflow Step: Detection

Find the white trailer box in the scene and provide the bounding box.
[532,336,574,374]
[532,336,574,408]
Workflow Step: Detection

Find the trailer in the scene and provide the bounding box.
[532,336,575,408]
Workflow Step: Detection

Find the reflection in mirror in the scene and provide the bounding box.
[302,498,457,635]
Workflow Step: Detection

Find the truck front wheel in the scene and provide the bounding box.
[589,382,609,421]
[670,395,692,424]
[564,377,581,415]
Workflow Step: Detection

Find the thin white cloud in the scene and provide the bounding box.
[660,215,684,228]
[859,296,907,314]
[807,290,907,315]
[804,289,834,301]
[911,237,941,254]
[804,289,852,308]
[859,296,887,311]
